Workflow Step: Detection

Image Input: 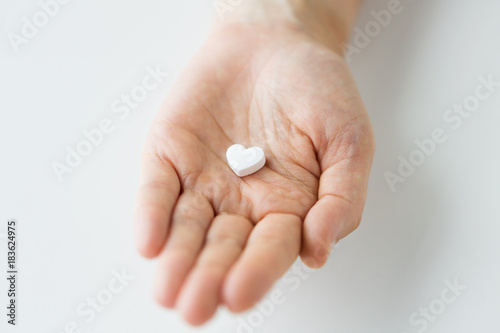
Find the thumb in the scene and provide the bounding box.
[300,118,375,268]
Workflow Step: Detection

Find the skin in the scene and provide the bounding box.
[134,0,375,326]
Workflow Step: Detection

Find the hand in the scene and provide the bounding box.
[134,17,375,325]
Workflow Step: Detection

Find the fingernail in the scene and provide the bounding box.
[329,218,346,247]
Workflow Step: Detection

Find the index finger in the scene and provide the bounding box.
[222,213,302,312]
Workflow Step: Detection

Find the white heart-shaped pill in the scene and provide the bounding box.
[226,144,266,177]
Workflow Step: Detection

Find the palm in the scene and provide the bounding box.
[135,24,375,325]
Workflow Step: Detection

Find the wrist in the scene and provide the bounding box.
[214,0,362,55]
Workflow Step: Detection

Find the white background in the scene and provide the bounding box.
[1,0,499,332]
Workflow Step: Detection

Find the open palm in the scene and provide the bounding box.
[134,23,375,325]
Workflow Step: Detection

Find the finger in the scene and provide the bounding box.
[300,122,375,268]
[154,190,214,308]
[177,214,252,326]
[134,152,180,258]
[222,213,302,313]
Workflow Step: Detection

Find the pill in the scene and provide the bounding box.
[226,144,266,177]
